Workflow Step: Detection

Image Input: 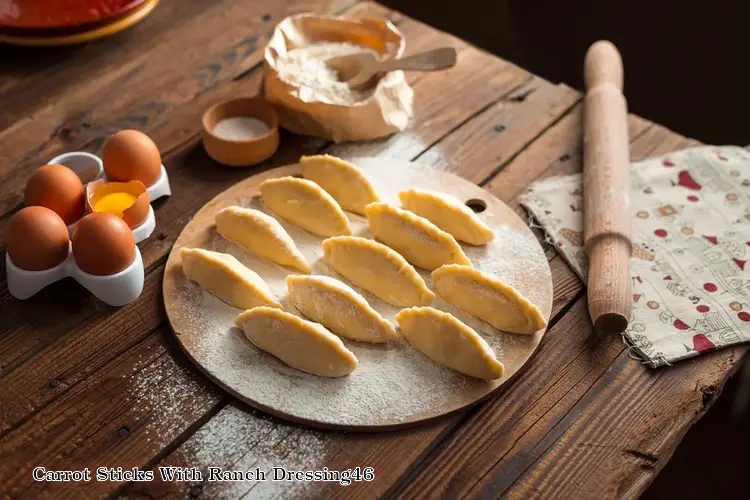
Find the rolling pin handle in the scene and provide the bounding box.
[584,40,623,92]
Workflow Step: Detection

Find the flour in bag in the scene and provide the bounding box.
[276,42,379,105]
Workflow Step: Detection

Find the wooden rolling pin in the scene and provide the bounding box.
[583,41,632,335]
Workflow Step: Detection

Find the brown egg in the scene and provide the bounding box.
[72,212,136,275]
[7,206,70,271]
[102,130,161,187]
[24,164,85,225]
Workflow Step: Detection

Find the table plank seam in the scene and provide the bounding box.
[110,395,233,499]
[223,426,299,484]
[239,433,347,500]
[0,0,364,223]
[0,271,165,380]
[10,333,216,497]
[465,349,608,497]
[378,416,472,499]
[410,73,537,164]
[488,347,630,499]
[0,3,506,441]
[515,350,655,497]
[384,285,587,498]
[127,408,301,500]
[477,341,630,495]
[0,321,168,442]
[476,93,583,186]
[381,110,668,498]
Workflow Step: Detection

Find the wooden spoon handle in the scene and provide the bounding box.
[582,40,633,335]
[378,47,457,73]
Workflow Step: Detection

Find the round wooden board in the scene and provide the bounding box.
[163,158,553,431]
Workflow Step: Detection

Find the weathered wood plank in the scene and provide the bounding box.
[0,0,407,378]
[501,344,744,500]
[0,5,574,498]
[0,1,220,111]
[0,329,227,499]
[0,1,527,405]
[0,270,165,434]
[118,248,582,499]
[415,79,580,182]
[484,104,655,207]
[0,3,715,500]
[111,45,586,500]
[0,0,355,215]
[388,116,741,500]
[326,52,532,161]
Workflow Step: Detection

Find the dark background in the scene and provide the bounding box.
[382,0,749,146]
[380,0,750,497]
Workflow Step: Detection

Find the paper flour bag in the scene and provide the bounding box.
[263,14,414,143]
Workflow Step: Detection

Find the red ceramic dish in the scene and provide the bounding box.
[0,0,145,32]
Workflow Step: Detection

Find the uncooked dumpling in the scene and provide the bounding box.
[395,307,504,380]
[399,188,494,245]
[235,306,358,377]
[322,236,435,307]
[432,264,546,334]
[365,202,471,271]
[180,248,281,309]
[300,154,379,215]
[287,275,397,343]
[215,206,311,273]
[259,176,351,237]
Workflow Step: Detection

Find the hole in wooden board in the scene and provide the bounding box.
[465,199,487,213]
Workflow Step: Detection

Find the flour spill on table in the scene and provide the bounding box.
[169,405,331,498]
[167,160,552,426]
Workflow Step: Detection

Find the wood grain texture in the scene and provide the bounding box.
[0,1,393,390]
[387,104,748,500]
[0,1,733,499]
[0,0,355,217]
[118,16,593,500]
[0,2,571,497]
[0,328,227,499]
[415,78,580,182]
[0,1,519,419]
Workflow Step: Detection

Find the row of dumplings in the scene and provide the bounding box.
[180,155,546,380]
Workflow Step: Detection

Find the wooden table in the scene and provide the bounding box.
[0,1,746,498]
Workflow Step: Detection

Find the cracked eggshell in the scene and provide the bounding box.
[85,179,150,229]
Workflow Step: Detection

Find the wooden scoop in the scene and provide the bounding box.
[328,47,457,89]
[583,40,633,335]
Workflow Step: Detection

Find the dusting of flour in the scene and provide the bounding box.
[167,159,552,427]
[276,42,379,105]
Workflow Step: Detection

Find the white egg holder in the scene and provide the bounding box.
[6,244,144,307]
[4,151,168,305]
[49,151,171,243]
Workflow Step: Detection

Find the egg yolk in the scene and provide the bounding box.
[93,192,137,218]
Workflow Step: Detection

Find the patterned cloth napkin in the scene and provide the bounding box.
[520,146,750,367]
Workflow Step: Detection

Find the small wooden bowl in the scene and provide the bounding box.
[201,97,280,167]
